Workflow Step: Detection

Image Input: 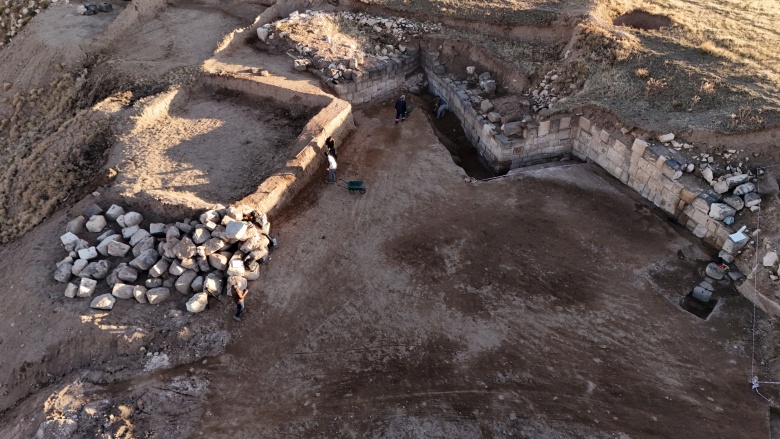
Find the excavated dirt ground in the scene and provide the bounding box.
[0,1,779,438]
[0,98,771,438]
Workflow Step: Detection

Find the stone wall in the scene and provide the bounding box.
[570,117,731,249]
[202,72,354,217]
[423,52,572,173]
[330,52,419,104]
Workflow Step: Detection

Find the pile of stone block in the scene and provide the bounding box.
[55,203,274,313]
[256,10,437,82]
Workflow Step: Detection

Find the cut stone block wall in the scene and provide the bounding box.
[331,53,419,104]
[423,52,572,174]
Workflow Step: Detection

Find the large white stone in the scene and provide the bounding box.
[64,283,78,298]
[132,236,156,257]
[723,195,744,211]
[149,259,170,278]
[91,294,116,310]
[733,182,756,196]
[146,287,171,305]
[202,237,226,255]
[192,276,204,292]
[257,27,270,42]
[227,253,246,277]
[763,251,778,267]
[116,265,138,283]
[77,246,98,261]
[744,192,761,208]
[701,167,714,184]
[129,249,160,271]
[60,232,80,251]
[71,259,89,276]
[85,215,107,233]
[54,262,72,282]
[709,203,736,221]
[726,174,751,188]
[107,240,131,257]
[122,225,139,239]
[200,209,220,225]
[123,211,144,227]
[112,283,135,299]
[192,228,211,244]
[480,99,494,112]
[657,133,675,143]
[105,204,125,221]
[129,229,151,247]
[186,293,209,313]
[133,286,148,303]
[225,221,249,240]
[172,236,197,259]
[78,278,97,297]
[149,223,167,236]
[96,234,121,256]
[208,252,229,271]
[204,273,224,296]
[175,270,198,294]
[169,259,186,276]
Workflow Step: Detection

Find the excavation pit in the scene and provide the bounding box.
[614,10,673,31]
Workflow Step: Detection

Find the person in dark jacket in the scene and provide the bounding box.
[394,95,407,125]
[232,285,248,321]
[325,136,337,159]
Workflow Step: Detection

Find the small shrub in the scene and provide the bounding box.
[635,67,649,79]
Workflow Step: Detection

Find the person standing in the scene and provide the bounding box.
[325,136,337,159]
[326,151,337,184]
[434,96,447,119]
[232,285,248,321]
[394,95,407,125]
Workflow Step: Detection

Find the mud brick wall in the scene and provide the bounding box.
[571,116,732,249]
[332,53,419,104]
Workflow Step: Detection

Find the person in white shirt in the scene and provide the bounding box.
[326,151,337,184]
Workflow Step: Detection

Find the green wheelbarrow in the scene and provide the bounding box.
[339,179,367,194]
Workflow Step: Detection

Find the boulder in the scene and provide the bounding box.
[163,276,177,289]
[764,251,778,267]
[480,100,494,113]
[186,293,209,313]
[176,222,193,234]
[132,236,156,257]
[64,283,78,298]
[225,221,249,240]
[129,229,151,247]
[204,273,224,296]
[657,133,675,143]
[78,278,97,297]
[197,256,210,273]
[60,232,80,251]
[733,182,756,196]
[180,258,198,271]
[718,250,735,263]
[502,121,523,137]
[146,287,171,305]
[86,215,107,233]
[123,212,144,227]
[691,286,712,303]
[129,249,160,271]
[705,262,726,280]
[725,174,751,188]
[71,259,88,276]
[105,204,125,221]
[163,238,180,258]
[744,192,761,208]
[208,252,229,271]
[175,270,198,294]
[487,112,502,123]
[149,259,170,278]
[227,253,246,277]
[712,179,730,194]
[112,283,135,299]
[96,234,121,256]
[192,276,204,292]
[701,167,714,184]
[203,237,227,255]
[84,203,103,217]
[90,294,116,310]
[133,286,148,303]
[97,229,117,242]
[107,240,131,257]
[166,225,181,241]
[66,216,87,234]
[116,265,138,283]
[481,80,497,94]
[172,236,197,260]
[192,228,211,244]
[722,236,749,253]
[74,239,90,252]
[723,195,744,211]
[54,262,73,283]
[200,210,220,225]
[149,223,167,236]
[83,260,110,280]
[77,246,98,261]
[122,225,140,239]
[709,203,736,221]
[257,27,270,42]
[169,259,186,276]
[145,277,163,289]
[245,262,261,280]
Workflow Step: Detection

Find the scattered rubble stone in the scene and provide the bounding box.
[90,294,116,310]
[146,287,171,305]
